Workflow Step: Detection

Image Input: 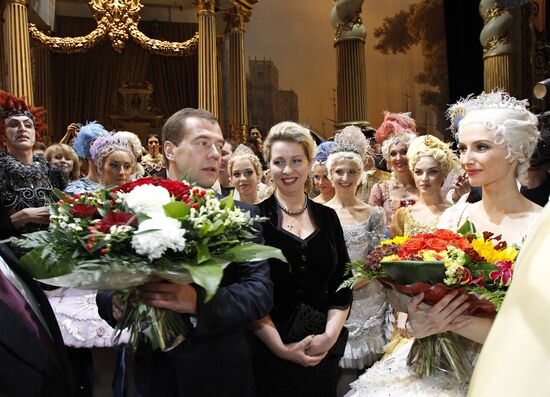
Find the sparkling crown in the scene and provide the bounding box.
[446,90,530,134]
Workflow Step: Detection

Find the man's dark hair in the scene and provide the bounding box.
[162,108,218,146]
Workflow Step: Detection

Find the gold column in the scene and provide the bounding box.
[2,0,34,103]
[480,0,514,92]
[332,2,368,128]
[194,0,219,118]
[224,5,250,144]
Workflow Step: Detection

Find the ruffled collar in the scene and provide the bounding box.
[0,151,49,180]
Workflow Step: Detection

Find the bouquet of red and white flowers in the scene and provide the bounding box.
[8,177,285,350]
[342,222,518,381]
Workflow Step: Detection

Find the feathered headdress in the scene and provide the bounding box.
[0,91,47,139]
[375,111,417,144]
[314,141,336,165]
[72,121,109,158]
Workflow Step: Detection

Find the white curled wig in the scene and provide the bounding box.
[447,90,539,185]
[380,132,416,162]
[407,135,459,177]
[326,126,371,177]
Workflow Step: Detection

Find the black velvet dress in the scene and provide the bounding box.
[254,195,353,397]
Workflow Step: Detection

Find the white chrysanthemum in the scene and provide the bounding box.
[131,216,186,261]
[124,184,171,218]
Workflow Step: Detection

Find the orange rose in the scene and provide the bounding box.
[434,229,461,241]
[400,237,426,253]
[449,238,470,251]
[425,238,449,252]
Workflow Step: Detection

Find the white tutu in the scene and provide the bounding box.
[47,289,129,348]
[346,337,479,397]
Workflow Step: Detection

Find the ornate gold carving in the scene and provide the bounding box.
[29,0,199,56]
[481,4,510,24]
[483,32,511,55]
[224,5,250,33]
[334,10,363,41]
[193,0,216,15]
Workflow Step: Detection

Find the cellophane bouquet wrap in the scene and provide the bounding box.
[342,222,518,381]
[8,177,286,351]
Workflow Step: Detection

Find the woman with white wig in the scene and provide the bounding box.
[346,91,542,397]
[323,126,388,394]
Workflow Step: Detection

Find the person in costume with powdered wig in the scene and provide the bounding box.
[368,112,419,227]
[346,90,542,397]
[323,126,388,395]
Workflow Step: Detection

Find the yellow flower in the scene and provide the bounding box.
[421,250,447,261]
[470,238,518,263]
[381,254,401,262]
[381,235,409,246]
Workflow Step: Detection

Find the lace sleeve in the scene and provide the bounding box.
[368,206,387,251]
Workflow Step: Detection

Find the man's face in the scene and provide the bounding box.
[164,117,224,188]
[250,128,262,143]
[148,136,160,156]
[4,116,36,154]
[220,142,234,178]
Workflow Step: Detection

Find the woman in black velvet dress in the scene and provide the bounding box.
[253,121,352,397]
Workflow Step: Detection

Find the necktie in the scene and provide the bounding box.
[0,268,56,356]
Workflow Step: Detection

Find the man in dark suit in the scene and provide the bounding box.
[0,243,74,397]
[97,108,273,396]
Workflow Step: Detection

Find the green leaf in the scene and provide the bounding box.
[163,201,190,219]
[219,191,234,210]
[381,261,446,285]
[196,243,211,263]
[19,247,75,279]
[216,243,287,263]
[457,220,477,235]
[53,187,66,201]
[468,262,499,280]
[181,259,224,301]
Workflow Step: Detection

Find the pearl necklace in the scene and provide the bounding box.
[275,193,308,216]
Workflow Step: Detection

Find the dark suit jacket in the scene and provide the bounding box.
[0,243,75,397]
[97,202,273,397]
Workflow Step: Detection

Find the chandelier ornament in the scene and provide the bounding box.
[29,0,199,56]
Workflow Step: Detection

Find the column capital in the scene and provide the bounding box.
[193,0,217,16]
[4,0,28,6]
[224,5,251,33]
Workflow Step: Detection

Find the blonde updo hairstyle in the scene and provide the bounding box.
[326,126,371,180]
[448,91,540,186]
[228,144,263,177]
[407,135,459,178]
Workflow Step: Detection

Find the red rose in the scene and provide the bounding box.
[425,238,449,252]
[69,203,98,218]
[97,211,137,233]
[156,179,192,200]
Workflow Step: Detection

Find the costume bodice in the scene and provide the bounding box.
[402,206,440,236]
[341,207,386,261]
